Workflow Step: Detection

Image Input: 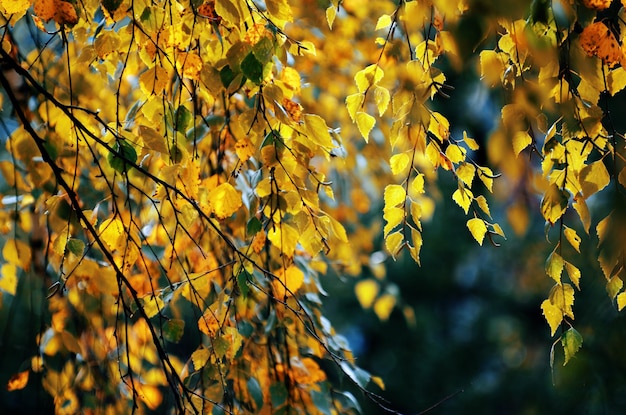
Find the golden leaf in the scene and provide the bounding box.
[325,5,336,29]
[385,230,404,258]
[208,182,242,219]
[564,261,581,290]
[383,206,404,237]
[355,111,376,142]
[452,187,473,214]
[354,64,384,93]
[6,370,29,391]
[99,218,125,251]
[235,137,255,162]
[579,160,610,198]
[2,0,30,15]
[267,223,299,257]
[345,93,364,122]
[467,218,487,246]
[273,265,305,298]
[390,152,411,176]
[456,162,475,187]
[355,279,379,309]
[445,144,465,163]
[0,264,18,296]
[545,250,564,284]
[410,174,425,195]
[617,292,626,311]
[2,238,31,270]
[375,14,392,31]
[573,193,591,233]
[373,293,396,321]
[563,226,581,253]
[474,195,491,217]
[512,130,532,156]
[541,299,563,336]
[374,86,390,116]
[304,114,333,149]
[384,184,406,208]
[540,183,568,225]
[550,283,575,319]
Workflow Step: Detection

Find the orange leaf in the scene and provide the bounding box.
[579,22,622,68]
[7,370,29,391]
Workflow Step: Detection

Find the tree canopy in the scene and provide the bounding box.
[1,0,626,413]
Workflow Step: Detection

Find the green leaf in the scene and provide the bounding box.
[270,382,288,408]
[108,140,137,173]
[247,377,264,411]
[252,37,274,63]
[237,270,250,298]
[561,328,583,365]
[241,52,264,84]
[246,217,262,236]
[175,105,193,132]
[67,238,85,256]
[162,319,185,343]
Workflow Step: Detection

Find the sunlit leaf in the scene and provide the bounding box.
[355,112,376,142]
[452,187,473,214]
[606,275,623,300]
[541,299,563,336]
[208,182,242,219]
[545,250,564,284]
[385,231,404,258]
[384,184,406,208]
[467,218,488,246]
[563,226,581,253]
[540,184,568,225]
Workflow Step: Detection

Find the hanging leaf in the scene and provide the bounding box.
[562,328,583,365]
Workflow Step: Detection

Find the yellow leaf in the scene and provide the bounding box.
[139,66,170,96]
[3,0,30,16]
[579,160,610,198]
[512,130,532,156]
[383,206,404,237]
[355,112,376,142]
[573,193,591,233]
[266,0,292,23]
[355,279,379,309]
[2,239,31,270]
[273,265,305,298]
[409,228,422,265]
[390,152,411,176]
[456,162,476,187]
[373,293,396,321]
[410,175,425,196]
[99,218,125,251]
[304,114,333,149]
[545,250,564,284]
[385,230,404,258]
[550,283,575,319]
[619,167,626,190]
[564,261,581,290]
[371,375,385,390]
[374,86,390,116]
[474,195,491,217]
[209,182,242,219]
[608,67,626,95]
[214,0,244,26]
[478,167,494,192]
[445,144,465,163]
[375,14,392,30]
[139,125,168,153]
[235,137,255,162]
[6,370,29,391]
[137,383,163,410]
[467,218,488,246]
[328,215,348,242]
[541,299,563,336]
[480,50,504,86]
[0,264,18,296]
[563,226,581,253]
[463,131,479,150]
[452,187,473,214]
[617,292,626,311]
[354,64,384,93]
[267,223,299,257]
[384,184,406,207]
[325,5,336,29]
[345,93,364,122]
[540,183,568,225]
[410,201,422,230]
[606,275,623,300]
